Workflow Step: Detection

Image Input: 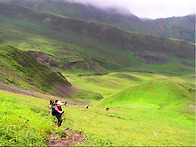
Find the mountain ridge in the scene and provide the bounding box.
[1,0,194,42]
[0,2,194,59]
[0,2,194,76]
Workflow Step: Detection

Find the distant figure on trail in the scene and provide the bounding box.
[105,108,109,111]
[51,100,64,127]
[63,101,67,106]
[50,98,54,106]
[86,105,89,109]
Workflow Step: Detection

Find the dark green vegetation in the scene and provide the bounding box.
[0,1,195,146]
[2,0,195,42]
[143,15,195,43]
[0,2,194,76]
[0,45,102,101]
[0,44,71,93]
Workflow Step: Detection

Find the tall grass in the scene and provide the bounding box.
[0,70,195,146]
[67,72,195,98]
[0,90,54,146]
[61,104,195,146]
[62,72,195,146]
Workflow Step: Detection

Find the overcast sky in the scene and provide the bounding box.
[70,0,195,19]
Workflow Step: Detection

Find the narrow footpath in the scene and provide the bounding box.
[48,128,85,146]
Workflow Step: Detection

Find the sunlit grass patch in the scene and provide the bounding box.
[61,104,195,146]
[0,90,54,146]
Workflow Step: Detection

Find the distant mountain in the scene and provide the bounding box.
[1,0,195,42]
[0,2,194,97]
[143,15,195,43]
[0,2,194,76]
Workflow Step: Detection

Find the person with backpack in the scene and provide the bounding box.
[52,100,64,127]
[50,98,54,106]
[63,101,67,106]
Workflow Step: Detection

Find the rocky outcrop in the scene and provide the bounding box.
[135,54,168,64]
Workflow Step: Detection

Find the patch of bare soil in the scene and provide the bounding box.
[188,104,196,111]
[0,84,42,98]
[55,85,82,97]
[48,129,85,146]
[0,83,87,106]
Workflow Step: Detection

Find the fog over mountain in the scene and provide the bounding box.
[67,0,195,19]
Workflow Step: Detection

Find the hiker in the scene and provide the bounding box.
[50,98,54,106]
[86,104,89,109]
[52,100,64,127]
[63,101,67,106]
[105,107,109,111]
[49,98,54,113]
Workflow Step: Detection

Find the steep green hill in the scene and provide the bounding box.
[1,87,195,146]
[2,0,194,42]
[0,45,103,101]
[97,81,195,109]
[0,45,71,91]
[0,2,194,76]
[0,2,194,146]
[143,15,195,43]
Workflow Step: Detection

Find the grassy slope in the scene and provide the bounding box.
[67,72,195,98]
[0,90,54,146]
[4,0,195,43]
[0,45,71,89]
[0,14,119,74]
[96,81,195,108]
[0,3,194,146]
[0,7,194,76]
[0,3,194,57]
[63,104,195,146]
[65,73,195,146]
[0,45,102,101]
[1,80,195,146]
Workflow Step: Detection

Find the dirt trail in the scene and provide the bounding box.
[0,84,86,146]
[0,84,87,105]
[48,128,85,146]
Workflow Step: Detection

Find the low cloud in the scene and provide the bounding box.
[67,0,195,19]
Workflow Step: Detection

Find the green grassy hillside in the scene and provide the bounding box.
[64,74,195,146]
[1,87,195,146]
[0,45,70,89]
[144,15,195,43]
[0,45,102,101]
[0,90,54,146]
[67,72,195,98]
[3,0,195,42]
[0,1,194,146]
[0,2,194,76]
[97,81,195,109]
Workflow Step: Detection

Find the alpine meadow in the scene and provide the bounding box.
[0,0,195,146]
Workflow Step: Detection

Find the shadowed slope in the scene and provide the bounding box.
[0,3,194,59]
[0,3,194,76]
[0,45,72,95]
[2,0,195,42]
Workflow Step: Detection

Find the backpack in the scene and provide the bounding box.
[51,105,57,116]
[50,99,54,105]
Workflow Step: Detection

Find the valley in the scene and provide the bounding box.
[0,0,195,146]
[0,72,195,146]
